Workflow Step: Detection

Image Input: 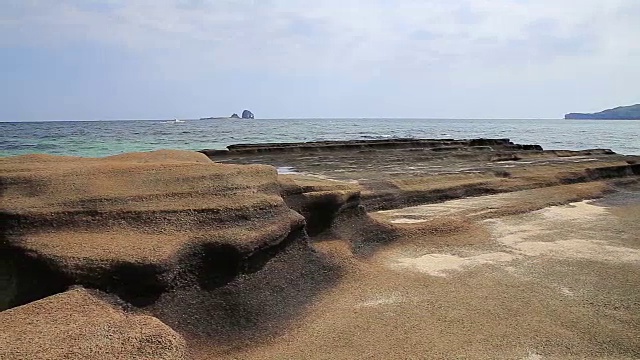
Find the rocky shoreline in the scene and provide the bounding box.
[1,139,639,359]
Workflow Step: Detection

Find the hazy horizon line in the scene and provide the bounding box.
[0,117,578,123]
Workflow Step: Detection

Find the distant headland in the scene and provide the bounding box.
[565,104,640,120]
[200,109,254,120]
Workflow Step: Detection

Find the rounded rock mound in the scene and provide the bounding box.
[0,150,304,309]
[241,110,254,119]
[0,288,186,360]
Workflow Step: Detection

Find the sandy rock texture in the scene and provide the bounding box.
[0,288,186,360]
[0,150,304,309]
[205,138,640,211]
[2,140,639,359]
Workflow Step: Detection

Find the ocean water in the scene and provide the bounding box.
[1,118,639,157]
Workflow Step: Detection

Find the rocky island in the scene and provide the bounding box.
[241,109,254,119]
[1,139,639,359]
[199,109,254,120]
[565,104,640,119]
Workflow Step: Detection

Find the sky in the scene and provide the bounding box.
[0,0,639,120]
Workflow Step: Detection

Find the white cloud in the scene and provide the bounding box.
[1,0,639,113]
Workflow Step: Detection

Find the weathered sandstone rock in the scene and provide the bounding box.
[0,288,186,360]
[0,150,304,308]
[203,139,640,211]
[201,138,533,156]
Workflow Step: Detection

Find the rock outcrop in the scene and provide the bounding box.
[2,140,639,359]
[230,113,240,119]
[241,110,254,119]
[0,150,305,309]
[202,138,640,212]
[201,138,542,156]
[0,288,186,360]
[0,149,353,358]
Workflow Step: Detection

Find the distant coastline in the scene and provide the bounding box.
[565,104,640,120]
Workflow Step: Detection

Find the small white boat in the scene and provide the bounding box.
[174,118,185,123]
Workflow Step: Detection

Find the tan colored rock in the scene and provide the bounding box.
[0,150,305,308]
[0,288,186,360]
[204,139,639,211]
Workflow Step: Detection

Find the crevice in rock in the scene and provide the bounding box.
[193,243,243,290]
[175,224,308,292]
[0,245,71,311]
[244,225,307,274]
[284,192,360,237]
[147,239,344,357]
[90,262,167,307]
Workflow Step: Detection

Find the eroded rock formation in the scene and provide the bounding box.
[2,140,640,359]
[204,138,639,211]
[0,150,305,309]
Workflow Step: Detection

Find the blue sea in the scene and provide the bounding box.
[1,118,639,157]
